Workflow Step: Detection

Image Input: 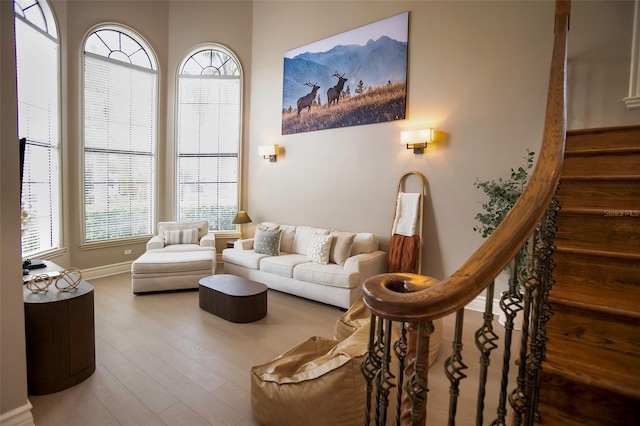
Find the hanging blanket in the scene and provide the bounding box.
[387,234,421,273]
[391,192,420,237]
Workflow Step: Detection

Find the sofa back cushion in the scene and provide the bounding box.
[292,226,329,255]
[329,231,356,266]
[351,233,378,255]
[157,220,209,243]
[260,222,297,253]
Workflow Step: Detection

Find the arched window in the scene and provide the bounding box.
[177,46,242,231]
[14,0,61,256]
[83,26,158,243]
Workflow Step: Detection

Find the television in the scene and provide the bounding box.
[19,137,26,200]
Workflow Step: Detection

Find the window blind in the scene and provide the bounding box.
[16,17,60,256]
[84,53,156,242]
[177,76,240,231]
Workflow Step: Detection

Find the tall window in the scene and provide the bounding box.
[14,0,60,256]
[177,47,241,231]
[83,26,157,243]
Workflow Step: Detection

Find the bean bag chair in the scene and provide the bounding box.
[251,324,369,426]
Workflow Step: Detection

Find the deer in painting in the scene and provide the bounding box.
[327,72,348,107]
[297,82,320,117]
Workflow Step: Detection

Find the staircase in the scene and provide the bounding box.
[538,125,640,425]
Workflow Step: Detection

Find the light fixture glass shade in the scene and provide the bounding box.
[258,145,278,156]
[401,129,434,145]
[232,211,252,224]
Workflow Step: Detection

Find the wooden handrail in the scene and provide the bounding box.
[363,0,570,323]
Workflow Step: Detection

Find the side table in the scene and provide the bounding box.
[23,263,96,395]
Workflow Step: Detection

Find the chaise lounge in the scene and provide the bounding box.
[131,220,216,293]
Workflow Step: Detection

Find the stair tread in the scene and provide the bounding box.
[565,146,640,156]
[544,347,640,399]
[549,292,640,320]
[566,125,640,151]
[555,236,640,259]
[554,244,640,260]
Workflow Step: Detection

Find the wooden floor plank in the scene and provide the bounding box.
[85,365,167,425]
[121,345,245,425]
[98,347,180,414]
[157,402,211,426]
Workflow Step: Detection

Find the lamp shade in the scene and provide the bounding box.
[401,129,434,145]
[258,145,278,156]
[232,211,252,224]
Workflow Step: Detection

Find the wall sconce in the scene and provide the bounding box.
[401,129,434,154]
[259,145,279,162]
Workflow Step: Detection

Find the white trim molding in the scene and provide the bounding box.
[0,401,34,426]
[625,0,640,109]
[81,260,133,280]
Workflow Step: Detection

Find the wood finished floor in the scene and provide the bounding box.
[29,273,518,425]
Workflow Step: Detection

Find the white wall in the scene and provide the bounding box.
[248,0,640,280]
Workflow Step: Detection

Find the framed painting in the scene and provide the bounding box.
[282,12,409,135]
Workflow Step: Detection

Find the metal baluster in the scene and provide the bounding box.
[527,197,560,424]
[404,321,431,426]
[362,314,379,426]
[510,245,536,425]
[445,309,468,426]
[493,258,524,426]
[394,323,408,425]
[377,319,396,425]
[373,316,388,424]
[475,281,499,425]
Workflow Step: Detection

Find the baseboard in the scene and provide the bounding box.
[0,401,34,426]
[467,294,501,316]
[81,261,133,280]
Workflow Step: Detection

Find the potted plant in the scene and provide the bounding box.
[473,149,535,329]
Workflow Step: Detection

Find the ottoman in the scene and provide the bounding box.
[199,274,267,323]
[131,250,216,293]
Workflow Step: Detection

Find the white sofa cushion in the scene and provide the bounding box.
[351,233,378,255]
[260,254,309,278]
[148,243,212,253]
[223,249,270,269]
[261,223,297,253]
[293,262,359,289]
[157,220,209,243]
[292,226,329,255]
[131,250,215,275]
[329,231,356,266]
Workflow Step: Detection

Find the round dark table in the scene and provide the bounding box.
[23,264,95,395]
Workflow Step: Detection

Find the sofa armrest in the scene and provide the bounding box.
[200,233,216,248]
[344,250,387,285]
[146,235,165,251]
[235,238,254,250]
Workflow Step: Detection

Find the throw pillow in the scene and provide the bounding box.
[254,227,282,256]
[164,228,199,245]
[307,233,333,265]
[329,231,356,266]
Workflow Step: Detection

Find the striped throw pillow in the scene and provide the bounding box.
[164,228,198,245]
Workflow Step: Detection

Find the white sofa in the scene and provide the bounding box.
[131,220,216,293]
[222,222,386,309]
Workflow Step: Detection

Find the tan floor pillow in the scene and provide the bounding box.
[251,325,369,426]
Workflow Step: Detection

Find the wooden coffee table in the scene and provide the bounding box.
[199,274,267,323]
